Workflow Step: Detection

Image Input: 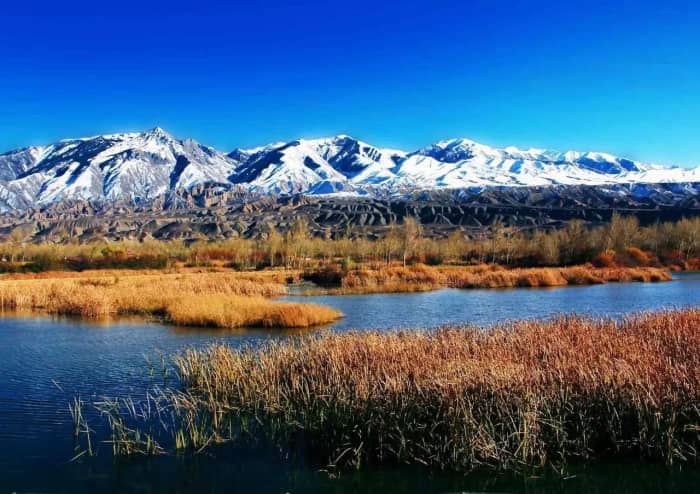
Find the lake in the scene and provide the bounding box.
[1,273,699,492]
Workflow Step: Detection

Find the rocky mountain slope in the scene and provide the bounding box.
[2,183,698,243]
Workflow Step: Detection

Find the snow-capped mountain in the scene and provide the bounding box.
[0,128,697,211]
[227,135,699,193]
[227,135,405,194]
[0,128,239,210]
[389,139,663,189]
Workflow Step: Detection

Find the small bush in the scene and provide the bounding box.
[592,250,616,268]
[303,266,344,286]
[621,247,653,266]
[424,253,444,266]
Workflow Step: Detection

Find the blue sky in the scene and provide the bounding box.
[1,0,699,166]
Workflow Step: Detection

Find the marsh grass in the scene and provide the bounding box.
[166,295,343,329]
[69,397,93,460]
[0,266,302,284]
[168,309,700,472]
[0,271,341,328]
[329,263,672,294]
[95,396,165,457]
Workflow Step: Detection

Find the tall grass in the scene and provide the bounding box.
[166,295,342,328]
[328,263,672,294]
[172,309,700,471]
[68,397,93,460]
[95,396,165,457]
[0,271,341,328]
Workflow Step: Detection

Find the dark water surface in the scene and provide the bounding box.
[1,273,699,493]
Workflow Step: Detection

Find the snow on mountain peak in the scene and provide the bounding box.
[416,138,500,163]
[147,126,168,135]
[0,127,239,210]
[0,129,696,211]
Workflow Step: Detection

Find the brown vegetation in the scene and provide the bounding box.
[166,295,342,329]
[325,263,671,294]
[0,271,340,328]
[171,309,700,471]
[0,266,300,284]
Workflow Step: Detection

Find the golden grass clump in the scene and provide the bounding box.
[339,263,443,293]
[172,309,700,471]
[0,271,341,328]
[0,266,301,284]
[165,294,342,328]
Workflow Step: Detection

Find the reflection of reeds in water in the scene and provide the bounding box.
[0,272,341,328]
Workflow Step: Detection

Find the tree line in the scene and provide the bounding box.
[0,214,698,272]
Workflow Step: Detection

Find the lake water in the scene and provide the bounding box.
[286,272,700,330]
[1,273,699,493]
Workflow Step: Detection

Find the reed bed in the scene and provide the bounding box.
[0,271,341,328]
[166,295,342,328]
[171,309,700,471]
[331,264,671,294]
[0,266,301,284]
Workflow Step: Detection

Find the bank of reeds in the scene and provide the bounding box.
[171,309,700,471]
[325,263,672,294]
[166,295,342,329]
[0,266,301,284]
[0,272,341,328]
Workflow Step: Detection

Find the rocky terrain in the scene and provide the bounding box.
[1,183,697,242]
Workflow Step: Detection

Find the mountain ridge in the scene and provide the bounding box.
[0,127,698,211]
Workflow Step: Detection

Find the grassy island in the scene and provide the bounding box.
[0,271,341,328]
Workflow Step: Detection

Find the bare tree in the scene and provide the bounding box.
[266,225,283,267]
[400,216,422,267]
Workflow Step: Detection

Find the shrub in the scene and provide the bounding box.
[424,253,444,266]
[592,250,616,268]
[303,265,344,286]
[621,247,652,266]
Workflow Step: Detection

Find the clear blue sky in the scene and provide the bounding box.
[1,0,699,166]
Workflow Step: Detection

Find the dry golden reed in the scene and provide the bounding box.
[0,271,341,328]
[333,263,671,294]
[166,294,342,328]
[174,309,700,471]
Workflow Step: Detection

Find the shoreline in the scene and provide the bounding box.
[0,265,673,326]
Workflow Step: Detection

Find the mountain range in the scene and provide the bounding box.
[0,127,698,211]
